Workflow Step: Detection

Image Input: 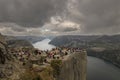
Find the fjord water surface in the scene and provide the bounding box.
[33,39,55,50]
[87,56,120,80]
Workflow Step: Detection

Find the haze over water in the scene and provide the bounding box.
[33,39,55,50]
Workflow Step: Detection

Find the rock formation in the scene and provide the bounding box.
[0,33,10,64]
[0,33,88,80]
[57,51,87,80]
[0,33,14,79]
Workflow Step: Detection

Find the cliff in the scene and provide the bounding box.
[0,33,15,79]
[0,33,11,64]
[57,51,87,80]
[50,35,120,69]
[0,33,87,80]
[0,34,27,80]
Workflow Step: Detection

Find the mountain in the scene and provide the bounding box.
[7,39,34,48]
[4,35,46,48]
[49,35,120,49]
[5,36,45,43]
[49,35,101,48]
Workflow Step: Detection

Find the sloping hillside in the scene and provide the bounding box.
[49,35,99,47]
[7,40,33,48]
[0,33,9,64]
[49,35,120,49]
[5,36,45,43]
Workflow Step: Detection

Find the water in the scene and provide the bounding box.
[33,39,120,80]
[87,56,120,80]
[33,39,55,50]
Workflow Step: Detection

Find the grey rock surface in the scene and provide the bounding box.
[58,52,87,80]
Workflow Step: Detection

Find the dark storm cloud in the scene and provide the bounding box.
[1,0,120,35]
[68,0,120,34]
[0,0,67,27]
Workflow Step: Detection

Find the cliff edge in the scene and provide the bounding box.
[57,51,87,80]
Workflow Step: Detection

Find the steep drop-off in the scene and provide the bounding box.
[0,33,10,64]
[50,35,120,68]
[0,33,15,79]
[0,34,33,80]
[58,51,87,80]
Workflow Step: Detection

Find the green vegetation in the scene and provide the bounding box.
[20,66,54,80]
[40,56,46,64]
[50,60,62,77]
[39,66,54,80]
[20,69,42,80]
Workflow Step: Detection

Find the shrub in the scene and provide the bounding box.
[20,69,42,80]
[50,60,62,77]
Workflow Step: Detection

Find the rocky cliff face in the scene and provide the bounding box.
[0,34,22,80]
[0,33,9,64]
[57,51,87,80]
[0,33,14,79]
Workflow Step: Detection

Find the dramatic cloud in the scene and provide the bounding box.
[67,0,120,34]
[0,0,67,27]
[0,26,42,36]
[0,0,120,35]
[43,20,80,32]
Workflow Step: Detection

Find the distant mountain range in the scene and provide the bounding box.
[3,35,47,48]
[49,35,120,49]
[4,36,46,43]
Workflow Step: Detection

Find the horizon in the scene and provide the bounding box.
[2,33,120,37]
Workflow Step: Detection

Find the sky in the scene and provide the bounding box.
[0,0,120,36]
